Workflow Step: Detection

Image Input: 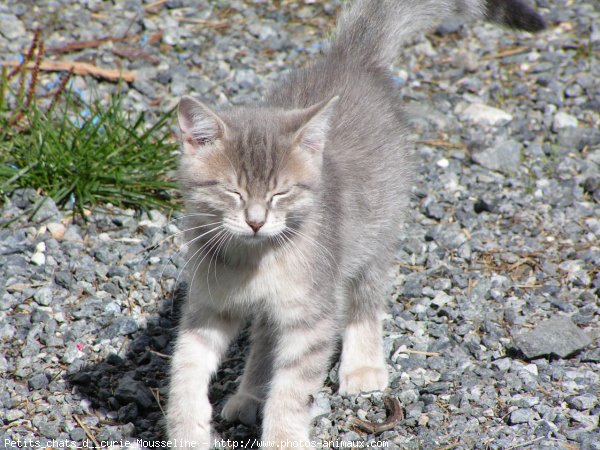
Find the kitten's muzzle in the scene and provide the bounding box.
[246,219,265,233]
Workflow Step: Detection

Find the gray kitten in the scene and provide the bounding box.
[167,0,544,447]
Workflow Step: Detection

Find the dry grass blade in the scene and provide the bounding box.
[73,415,100,448]
[399,349,441,357]
[176,17,231,28]
[113,45,160,64]
[144,0,169,10]
[24,34,45,111]
[8,29,40,79]
[0,60,136,82]
[150,387,167,417]
[484,45,531,60]
[418,139,467,150]
[46,70,72,114]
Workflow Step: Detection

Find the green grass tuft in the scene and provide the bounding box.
[0,87,180,217]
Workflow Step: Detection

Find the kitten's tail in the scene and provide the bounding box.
[329,0,545,67]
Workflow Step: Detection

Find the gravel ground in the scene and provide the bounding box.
[1,0,599,448]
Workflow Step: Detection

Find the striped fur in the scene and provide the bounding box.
[167,0,544,447]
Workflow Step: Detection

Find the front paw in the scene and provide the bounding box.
[167,423,211,450]
[167,406,212,449]
[221,392,262,426]
[338,366,388,395]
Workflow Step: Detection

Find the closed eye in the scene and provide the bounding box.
[272,191,289,199]
[225,190,244,201]
[269,190,291,204]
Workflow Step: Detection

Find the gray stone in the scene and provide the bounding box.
[436,15,465,35]
[552,112,579,131]
[472,139,522,175]
[115,377,154,410]
[424,201,444,220]
[33,286,53,306]
[0,13,25,40]
[62,226,83,242]
[492,358,511,372]
[4,409,25,422]
[31,197,62,223]
[462,103,513,126]
[118,402,139,422]
[28,373,49,390]
[70,428,87,442]
[513,316,592,359]
[310,394,331,418]
[566,394,598,411]
[115,317,139,336]
[11,188,38,209]
[339,431,362,443]
[509,408,538,424]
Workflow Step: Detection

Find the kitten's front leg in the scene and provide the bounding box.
[221,315,273,426]
[261,313,337,446]
[167,311,240,449]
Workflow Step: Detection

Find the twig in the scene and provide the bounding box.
[144,0,169,10]
[117,336,129,355]
[418,139,466,150]
[351,397,403,434]
[149,348,171,359]
[150,387,167,417]
[0,60,136,82]
[506,436,553,449]
[398,349,441,357]
[46,34,141,54]
[484,46,531,60]
[113,45,160,64]
[73,415,100,448]
[176,17,230,28]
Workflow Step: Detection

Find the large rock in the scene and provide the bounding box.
[472,139,522,175]
[513,316,592,359]
[462,103,513,126]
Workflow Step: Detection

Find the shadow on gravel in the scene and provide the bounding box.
[68,283,258,444]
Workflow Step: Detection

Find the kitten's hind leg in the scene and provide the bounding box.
[261,309,338,445]
[221,316,273,426]
[339,264,389,395]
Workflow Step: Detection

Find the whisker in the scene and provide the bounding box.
[190,230,227,303]
[165,212,218,226]
[167,226,224,301]
[146,221,223,252]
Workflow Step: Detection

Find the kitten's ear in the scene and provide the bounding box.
[178,96,227,155]
[292,96,339,153]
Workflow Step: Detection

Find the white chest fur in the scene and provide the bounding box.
[186,243,314,316]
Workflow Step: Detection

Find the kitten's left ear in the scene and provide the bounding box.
[292,96,339,153]
[178,96,228,155]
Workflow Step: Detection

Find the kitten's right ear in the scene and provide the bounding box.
[178,96,227,155]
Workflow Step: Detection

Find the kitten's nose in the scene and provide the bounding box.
[246,220,265,233]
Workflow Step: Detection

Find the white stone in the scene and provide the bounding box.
[31,252,46,266]
[552,111,579,131]
[462,103,513,126]
[436,158,450,168]
[523,364,539,376]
